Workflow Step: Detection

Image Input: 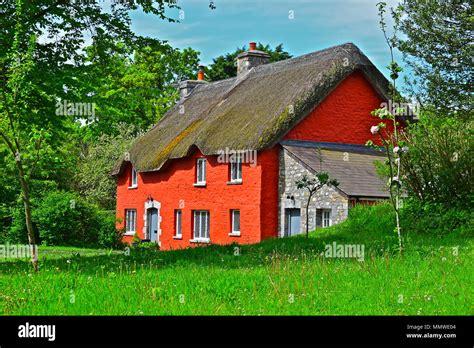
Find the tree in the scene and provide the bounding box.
[296,172,339,238]
[0,1,46,270]
[396,0,473,118]
[75,123,141,211]
[367,2,406,254]
[73,38,200,139]
[369,1,473,246]
[0,0,205,269]
[206,43,292,81]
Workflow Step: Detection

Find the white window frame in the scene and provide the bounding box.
[323,210,331,227]
[191,210,210,242]
[195,158,206,186]
[130,167,138,188]
[230,155,242,183]
[174,209,182,239]
[315,209,332,229]
[125,209,137,236]
[229,209,240,236]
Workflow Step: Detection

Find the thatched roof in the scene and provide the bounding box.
[112,43,390,175]
[282,141,390,198]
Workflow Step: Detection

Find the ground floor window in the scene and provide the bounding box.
[193,210,210,241]
[231,209,240,234]
[175,209,182,238]
[125,209,137,234]
[316,209,331,228]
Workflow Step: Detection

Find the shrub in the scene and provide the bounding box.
[401,199,473,237]
[33,191,123,248]
[134,241,160,251]
[96,210,124,249]
[400,113,473,209]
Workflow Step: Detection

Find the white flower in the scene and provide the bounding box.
[393,146,400,154]
[370,125,380,134]
[402,146,409,153]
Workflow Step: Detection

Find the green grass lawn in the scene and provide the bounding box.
[1,206,472,315]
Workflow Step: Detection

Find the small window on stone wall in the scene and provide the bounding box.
[316,209,331,228]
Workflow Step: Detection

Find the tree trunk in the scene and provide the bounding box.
[18,165,38,271]
[305,194,311,238]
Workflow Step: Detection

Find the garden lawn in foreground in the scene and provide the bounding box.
[1,206,472,315]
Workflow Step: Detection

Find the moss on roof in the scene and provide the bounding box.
[112,43,390,175]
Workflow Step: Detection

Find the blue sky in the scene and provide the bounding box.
[130,0,402,80]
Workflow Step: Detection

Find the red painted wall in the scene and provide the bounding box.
[116,148,278,250]
[284,70,393,145]
[259,146,280,240]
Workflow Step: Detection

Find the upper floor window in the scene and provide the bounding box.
[230,156,242,183]
[130,167,138,188]
[195,158,206,185]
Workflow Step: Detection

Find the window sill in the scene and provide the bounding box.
[124,232,136,236]
[228,232,241,237]
[193,182,206,187]
[128,185,138,190]
[173,236,183,240]
[190,238,210,244]
[227,180,242,185]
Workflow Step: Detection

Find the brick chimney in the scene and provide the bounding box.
[236,42,270,75]
[197,65,205,81]
[179,65,208,99]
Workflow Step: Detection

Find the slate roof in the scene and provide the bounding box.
[112,42,390,175]
[282,141,390,198]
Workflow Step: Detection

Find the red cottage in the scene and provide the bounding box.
[112,42,401,250]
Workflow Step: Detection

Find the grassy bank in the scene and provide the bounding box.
[0,204,472,315]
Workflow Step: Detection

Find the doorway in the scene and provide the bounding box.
[285,208,301,236]
[146,208,159,243]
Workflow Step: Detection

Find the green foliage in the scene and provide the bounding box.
[132,233,142,245]
[396,0,473,118]
[134,242,160,251]
[206,43,292,81]
[33,191,123,249]
[74,38,200,138]
[295,172,339,191]
[400,111,473,208]
[75,123,140,210]
[401,199,473,238]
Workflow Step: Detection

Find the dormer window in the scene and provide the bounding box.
[194,158,206,186]
[130,167,138,188]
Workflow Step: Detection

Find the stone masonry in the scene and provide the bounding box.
[278,148,349,237]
